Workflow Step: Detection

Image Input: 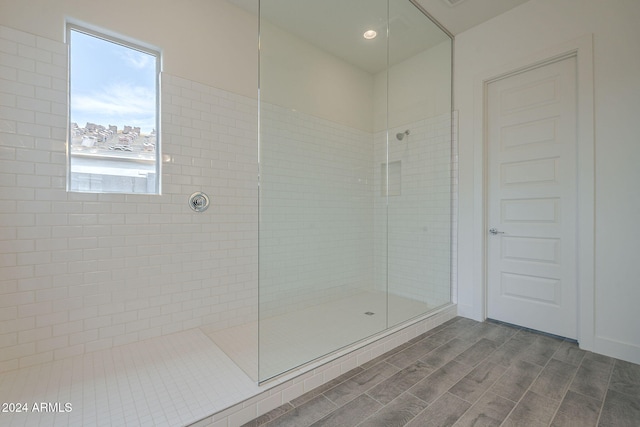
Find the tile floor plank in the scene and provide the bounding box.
[358,392,428,427]
[360,343,414,371]
[405,392,471,427]
[569,357,613,401]
[609,359,640,397]
[454,338,499,367]
[456,322,516,346]
[519,334,563,367]
[598,389,640,427]
[448,360,507,404]
[290,367,364,408]
[308,394,381,427]
[420,338,472,370]
[241,403,294,427]
[262,395,336,427]
[502,390,560,427]
[452,391,516,427]
[366,360,435,405]
[489,359,543,402]
[550,390,601,427]
[552,340,586,366]
[407,360,472,405]
[385,337,445,370]
[322,362,399,407]
[486,331,534,368]
[529,358,577,401]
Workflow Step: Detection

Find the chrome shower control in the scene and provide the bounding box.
[189,192,210,212]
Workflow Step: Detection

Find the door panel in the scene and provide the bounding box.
[487,56,577,339]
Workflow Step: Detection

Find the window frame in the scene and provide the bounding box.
[66,21,162,194]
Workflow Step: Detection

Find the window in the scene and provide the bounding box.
[67,24,160,194]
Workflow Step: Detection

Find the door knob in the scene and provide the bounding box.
[489,228,505,235]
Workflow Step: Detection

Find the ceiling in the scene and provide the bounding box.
[413,0,531,35]
[226,0,531,73]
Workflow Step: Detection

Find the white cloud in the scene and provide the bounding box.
[73,83,155,116]
[121,49,155,70]
[71,83,157,131]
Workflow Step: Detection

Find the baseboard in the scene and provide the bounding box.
[593,336,640,365]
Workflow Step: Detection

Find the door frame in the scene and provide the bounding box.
[477,35,595,349]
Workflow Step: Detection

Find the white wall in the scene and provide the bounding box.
[374,40,452,132]
[0,0,258,99]
[260,20,375,132]
[455,0,640,363]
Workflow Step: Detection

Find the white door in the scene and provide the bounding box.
[486,56,578,339]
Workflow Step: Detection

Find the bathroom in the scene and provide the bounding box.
[1,0,639,426]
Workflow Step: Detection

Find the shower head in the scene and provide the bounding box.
[396,129,410,141]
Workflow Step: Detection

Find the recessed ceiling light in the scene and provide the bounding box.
[363,30,377,40]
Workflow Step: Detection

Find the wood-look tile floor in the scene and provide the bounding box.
[242,317,640,427]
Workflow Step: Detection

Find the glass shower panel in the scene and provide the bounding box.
[258,0,388,381]
[386,0,453,326]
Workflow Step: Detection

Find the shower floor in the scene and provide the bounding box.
[205,290,437,381]
[0,329,259,427]
[0,291,438,427]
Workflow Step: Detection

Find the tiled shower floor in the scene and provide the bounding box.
[205,291,435,381]
[0,292,436,427]
[0,329,259,427]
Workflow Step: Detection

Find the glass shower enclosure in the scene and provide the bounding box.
[258,0,453,382]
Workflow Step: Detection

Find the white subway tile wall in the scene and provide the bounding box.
[0,25,259,373]
[374,114,454,311]
[258,108,455,319]
[258,103,375,318]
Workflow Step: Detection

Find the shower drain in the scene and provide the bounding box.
[364,312,375,316]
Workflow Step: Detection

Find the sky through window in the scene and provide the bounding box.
[68,26,159,194]
[69,29,157,133]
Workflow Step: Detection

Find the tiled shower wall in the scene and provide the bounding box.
[0,25,259,373]
[374,114,454,308]
[258,103,375,318]
[260,106,455,317]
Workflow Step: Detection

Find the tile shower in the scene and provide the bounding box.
[0,0,457,425]
[0,31,260,370]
